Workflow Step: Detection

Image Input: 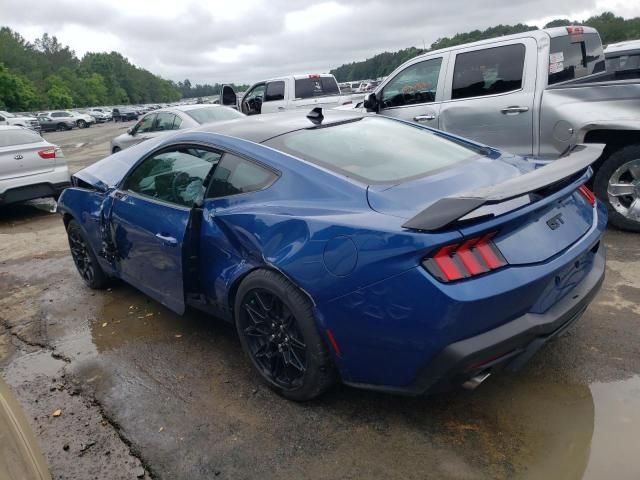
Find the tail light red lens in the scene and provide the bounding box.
[38,147,56,159]
[423,232,507,282]
[577,184,596,207]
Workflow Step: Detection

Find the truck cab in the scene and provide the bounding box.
[222,74,349,115]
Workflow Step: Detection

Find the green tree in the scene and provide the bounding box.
[45,74,73,109]
[0,63,38,110]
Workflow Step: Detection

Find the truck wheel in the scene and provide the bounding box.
[594,145,640,232]
[234,270,336,401]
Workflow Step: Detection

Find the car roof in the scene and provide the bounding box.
[196,109,365,143]
[604,39,640,55]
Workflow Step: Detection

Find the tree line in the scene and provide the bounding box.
[330,11,640,82]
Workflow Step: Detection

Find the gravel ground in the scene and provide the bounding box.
[1,126,639,479]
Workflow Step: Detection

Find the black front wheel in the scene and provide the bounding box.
[67,220,109,289]
[235,270,336,401]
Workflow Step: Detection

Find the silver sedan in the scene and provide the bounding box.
[0,126,70,205]
[110,105,244,153]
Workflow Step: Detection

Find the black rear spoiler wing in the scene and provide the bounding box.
[402,144,605,232]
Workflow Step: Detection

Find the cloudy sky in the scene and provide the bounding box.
[2,0,639,84]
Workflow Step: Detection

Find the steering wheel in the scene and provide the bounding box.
[171,171,191,203]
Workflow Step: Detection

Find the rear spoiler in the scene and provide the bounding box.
[402,144,605,232]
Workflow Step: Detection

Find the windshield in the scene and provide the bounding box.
[185,107,244,124]
[265,117,484,184]
[548,32,606,84]
[1,111,16,118]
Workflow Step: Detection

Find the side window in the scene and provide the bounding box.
[154,113,177,131]
[381,58,442,108]
[264,81,285,102]
[134,114,156,134]
[51,112,61,118]
[207,154,277,198]
[173,116,182,129]
[124,147,222,207]
[452,44,525,100]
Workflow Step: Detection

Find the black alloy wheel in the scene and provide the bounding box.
[66,220,109,289]
[68,226,94,284]
[235,270,336,400]
[239,288,308,390]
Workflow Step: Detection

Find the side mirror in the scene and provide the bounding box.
[363,92,379,113]
[127,127,133,135]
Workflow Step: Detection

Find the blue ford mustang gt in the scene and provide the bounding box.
[58,109,606,400]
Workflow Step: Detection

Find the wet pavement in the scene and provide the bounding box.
[1,131,639,479]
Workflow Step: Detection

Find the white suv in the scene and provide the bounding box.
[0,126,70,205]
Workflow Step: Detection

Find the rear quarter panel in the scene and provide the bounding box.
[540,81,640,157]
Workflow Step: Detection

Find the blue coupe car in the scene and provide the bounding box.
[58,109,606,400]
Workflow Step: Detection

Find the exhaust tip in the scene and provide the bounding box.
[462,371,491,390]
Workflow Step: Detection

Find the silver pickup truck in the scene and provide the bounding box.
[358,26,640,231]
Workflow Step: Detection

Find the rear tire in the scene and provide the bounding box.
[594,145,640,232]
[234,270,336,401]
[66,220,109,289]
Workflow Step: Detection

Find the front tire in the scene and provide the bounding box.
[77,119,87,128]
[66,220,109,289]
[234,270,336,401]
[594,145,640,232]
[56,123,67,131]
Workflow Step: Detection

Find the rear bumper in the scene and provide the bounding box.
[345,242,606,395]
[0,166,70,205]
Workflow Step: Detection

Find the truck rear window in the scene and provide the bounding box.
[294,77,340,99]
[548,32,605,85]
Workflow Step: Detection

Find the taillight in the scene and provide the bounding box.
[423,232,507,282]
[38,147,56,159]
[577,184,596,207]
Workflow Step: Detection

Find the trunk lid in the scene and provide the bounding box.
[0,142,55,181]
[368,145,602,264]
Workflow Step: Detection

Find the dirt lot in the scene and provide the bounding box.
[1,126,639,479]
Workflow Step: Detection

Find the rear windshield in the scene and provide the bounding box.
[265,117,483,184]
[548,32,606,85]
[0,129,43,147]
[606,53,640,72]
[294,77,340,99]
[185,107,244,124]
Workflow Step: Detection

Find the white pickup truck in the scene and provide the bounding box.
[0,110,41,132]
[221,74,350,115]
